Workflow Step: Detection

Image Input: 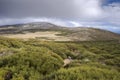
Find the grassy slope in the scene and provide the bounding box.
[64,28,120,41]
[1,23,120,41]
[0,37,120,80]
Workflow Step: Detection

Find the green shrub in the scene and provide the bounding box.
[45,66,120,80]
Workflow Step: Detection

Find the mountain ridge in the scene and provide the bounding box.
[0,22,120,41]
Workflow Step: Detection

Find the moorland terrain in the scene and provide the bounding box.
[0,22,120,80]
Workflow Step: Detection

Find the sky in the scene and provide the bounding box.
[0,0,120,33]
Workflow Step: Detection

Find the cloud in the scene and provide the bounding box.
[0,18,80,27]
[102,3,120,26]
[0,0,120,33]
[69,21,83,27]
[0,0,103,19]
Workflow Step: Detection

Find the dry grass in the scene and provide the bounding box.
[2,31,72,41]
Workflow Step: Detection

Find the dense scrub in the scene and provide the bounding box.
[46,66,120,80]
[0,37,120,80]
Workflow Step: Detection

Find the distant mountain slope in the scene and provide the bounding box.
[0,22,120,41]
[66,27,120,41]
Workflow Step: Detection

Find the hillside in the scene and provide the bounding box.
[0,22,120,79]
[0,22,120,41]
[0,37,120,80]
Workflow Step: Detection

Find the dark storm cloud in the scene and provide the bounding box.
[0,0,105,20]
[0,0,78,19]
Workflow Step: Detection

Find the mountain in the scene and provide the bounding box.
[0,22,60,34]
[0,22,120,41]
